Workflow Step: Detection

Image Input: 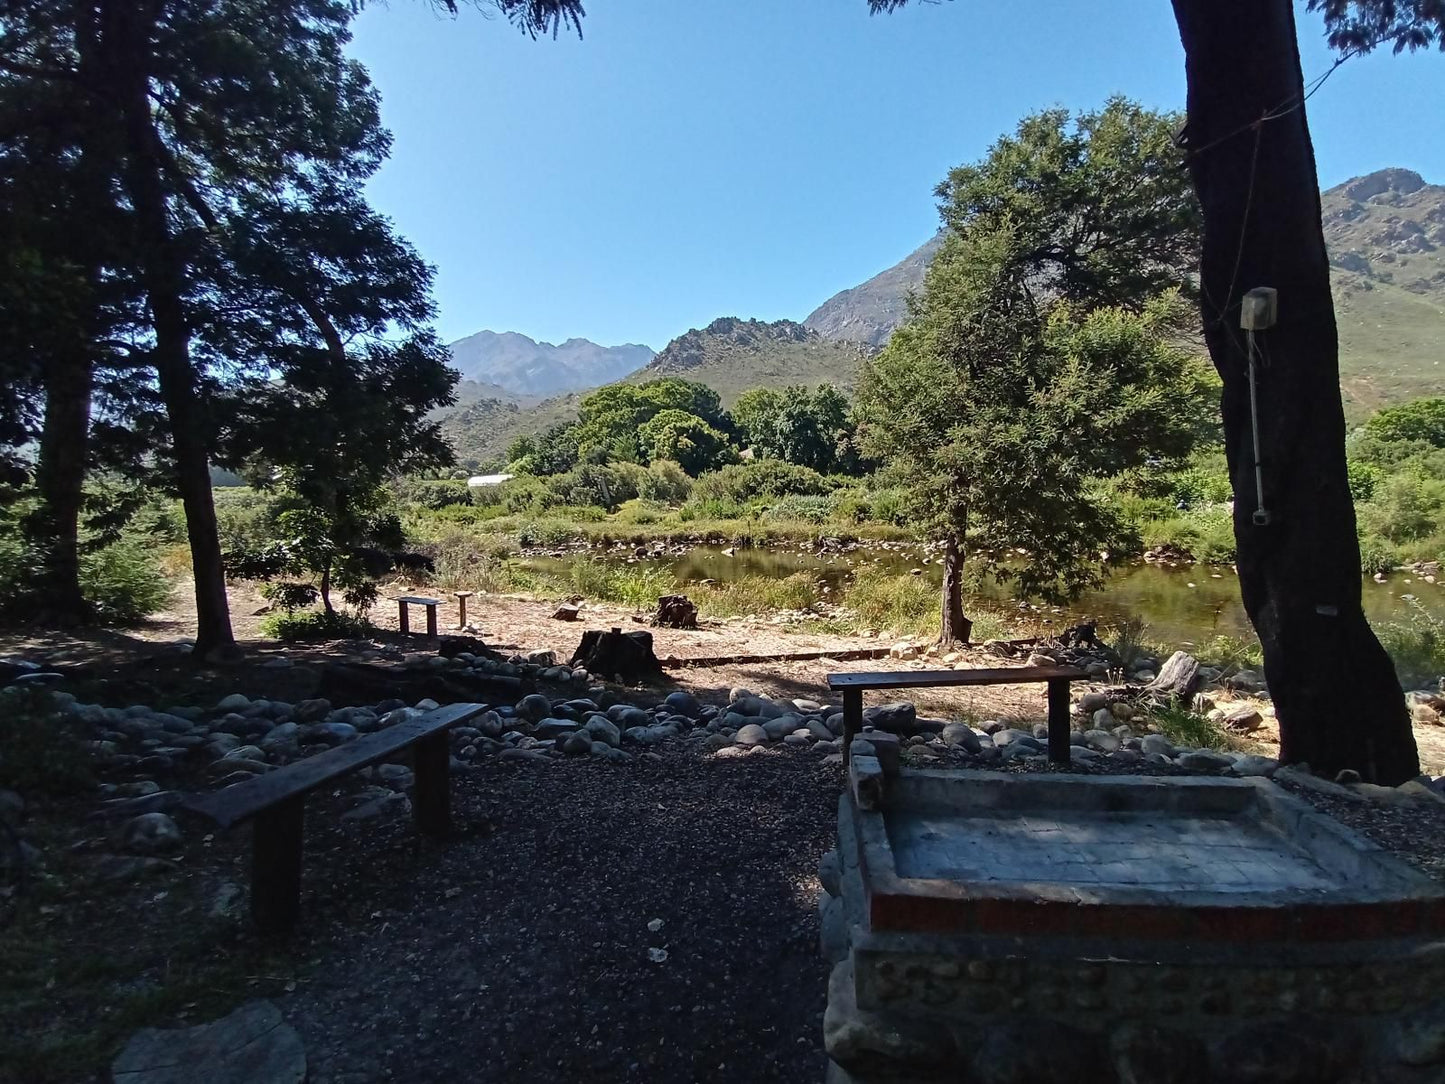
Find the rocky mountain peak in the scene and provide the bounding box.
[1342,168,1428,203]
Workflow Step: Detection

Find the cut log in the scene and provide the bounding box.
[570,627,663,683]
[551,602,581,621]
[1144,651,1201,702]
[651,594,698,630]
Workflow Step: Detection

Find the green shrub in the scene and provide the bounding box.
[695,572,821,618]
[1194,634,1264,673]
[690,459,833,505]
[0,688,94,795]
[516,519,584,548]
[398,479,472,510]
[1150,701,1231,750]
[1170,466,1232,505]
[762,495,833,524]
[614,499,668,525]
[842,567,937,638]
[636,460,693,504]
[260,609,372,642]
[1358,474,1445,544]
[1358,537,1399,576]
[1378,601,1445,689]
[679,497,750,522]
[79,540,171,624]
[1105,617,1155,671]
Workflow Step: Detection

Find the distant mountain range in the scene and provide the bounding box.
[446,329,654,398]
[438,168,1445,465]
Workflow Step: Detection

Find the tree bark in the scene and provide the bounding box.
[26,339,93,622]
[1171,0,1416,783]
[109,0,238,662]
[940,534,972,645]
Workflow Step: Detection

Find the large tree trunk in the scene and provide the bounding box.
[940,534,972,645]
[110,0,238,662]
[1171,0,1417,783]
[26,340,93,623]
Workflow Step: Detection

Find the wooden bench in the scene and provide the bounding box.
[396,594,442,637]
[183,702,486,933]
[827,665,1089,767]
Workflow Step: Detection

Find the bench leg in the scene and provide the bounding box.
[457,595,468,627]
[842,687,863,766]
[1047,678,1071,765]
[425,604,438,638]
[412,730,451,836]
[398,600,410,635]
[251,795,304,934]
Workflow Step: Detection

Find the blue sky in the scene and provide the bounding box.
[348,0,1445,351]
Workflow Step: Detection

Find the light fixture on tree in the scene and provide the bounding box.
[1240,286,1278,528]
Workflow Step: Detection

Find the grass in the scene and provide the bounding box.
[693,573,823,619]
[1377,599,1445,689]
[1149,701,1237,751]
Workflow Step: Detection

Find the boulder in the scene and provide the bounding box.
[117,812,182,855]
[941,723,982,753]
[111,999,305,1084]
[735,724,769,747]
[663,691,704,719]
[862,702,917,731]
[516,693,552,723]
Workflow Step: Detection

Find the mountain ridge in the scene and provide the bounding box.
[446,329,655,398]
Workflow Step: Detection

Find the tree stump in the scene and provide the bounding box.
[651,594,698,629]
[570,627,663,683]
[1144,651,1201,702]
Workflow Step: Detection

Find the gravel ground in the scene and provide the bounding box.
[278,747,844,1083]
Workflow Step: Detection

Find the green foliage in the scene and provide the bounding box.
[1106,617,1155,671]
[842,567,940,638]
[77,541,171,624]
[397,479,472,510]
[857,100,1207,605]
[690,460,834,505]
[1364,397,1445,447]
[636,409,735,475]
[1357,473,1445,545]
[0,688,93,796]
[636,460,693,504]
[260,609,372,642]
[734,384,860,473]
[1377,600,1445,689]
[695,573,822,618]
[1150,702,1231,751]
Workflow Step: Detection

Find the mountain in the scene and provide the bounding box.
[803,233,943,347]
[1321,169,1445,413]
[627,317,866,405]
[446,330,654,398]
[803,168,1445,415]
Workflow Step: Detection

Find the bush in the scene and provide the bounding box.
[0,687,94,795]
[1150,701,1231,750]
[80,539,171,624]
[637,460,693,504]
[398,479,472,510]
[516,519,583,548]
[260,609,372,642]
[695,572,821,618]
[690,460,834,505]
[842,567,937,638]
[762,495,833,524]
[1378,602,1445,689]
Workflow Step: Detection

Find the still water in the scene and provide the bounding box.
[523,543,1444,648]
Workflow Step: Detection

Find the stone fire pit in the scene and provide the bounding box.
[819,760,1445,1083]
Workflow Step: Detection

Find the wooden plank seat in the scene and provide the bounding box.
[183,702,486,932]
[827,665,1088,767]
[396,594,442,637]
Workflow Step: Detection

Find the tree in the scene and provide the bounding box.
[858,101,1208,644]
[734,384,859,473]
[637,408,734,475]
[0,0,442,659]
[1163,0,1443,783]
[573,378,730,466]
[869,0,1440,789]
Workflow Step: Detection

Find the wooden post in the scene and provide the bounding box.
[842,687,863,766]
[424,603,438,639]
[397,599,410,635]
[251,795,304,934]
[454,591,472,629]
[1047,677,1071,765]
[412,730,451,836]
